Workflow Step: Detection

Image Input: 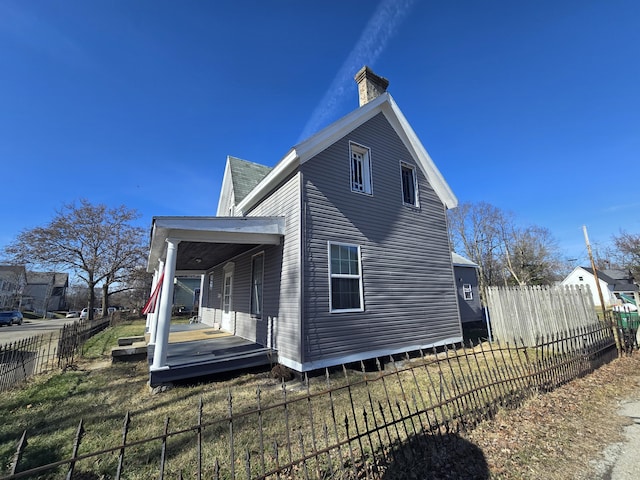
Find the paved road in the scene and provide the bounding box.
[0,317,79,343]
[593,396,640,480]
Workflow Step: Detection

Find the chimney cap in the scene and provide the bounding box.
[354,66,389,107]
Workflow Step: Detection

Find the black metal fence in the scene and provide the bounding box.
[0,316,112,393]
[3,323,618,480]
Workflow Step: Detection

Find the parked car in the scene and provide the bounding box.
[0,311,23,326]
[79,308,102,319]
[66,311,80,318]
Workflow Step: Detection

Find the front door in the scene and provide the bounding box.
[221,271,233,331]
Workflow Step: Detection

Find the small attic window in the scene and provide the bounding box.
[349,142,372,195]
[400,162,418,207]
[578,276,584,281]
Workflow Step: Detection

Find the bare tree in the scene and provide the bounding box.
[448,202,507,294]
[501,225,564,285]
[3,199,147,320]
[611,231,640,279]
[448,201,564,294]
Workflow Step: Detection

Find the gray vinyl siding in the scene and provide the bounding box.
[301,112,461,366]
[244,173,302,363]
[200,244,280,347]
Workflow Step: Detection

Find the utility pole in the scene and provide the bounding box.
[583,225,620,351]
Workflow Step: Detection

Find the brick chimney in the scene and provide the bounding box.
[354,66,389,107]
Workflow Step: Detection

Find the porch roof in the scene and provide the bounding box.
[147,216,285,273]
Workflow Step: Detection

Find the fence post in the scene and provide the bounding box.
[115,411,131,480]
[9,430,28,475]
[66,419,85,480]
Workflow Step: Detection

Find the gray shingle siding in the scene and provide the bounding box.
[301,113,461,367]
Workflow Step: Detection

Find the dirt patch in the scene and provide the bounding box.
[86,360,112,370]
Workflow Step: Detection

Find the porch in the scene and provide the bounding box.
[148,323,276,387]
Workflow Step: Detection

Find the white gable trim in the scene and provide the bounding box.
[216,158,234,216]
[236,92,457,214]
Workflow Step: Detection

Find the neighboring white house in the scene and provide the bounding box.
[561,267,639,308]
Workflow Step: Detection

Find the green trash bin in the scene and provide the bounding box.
[616,310,639,351]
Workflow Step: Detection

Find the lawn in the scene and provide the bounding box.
[0,319,637,479]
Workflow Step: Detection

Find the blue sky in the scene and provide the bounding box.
[1,0,639,267]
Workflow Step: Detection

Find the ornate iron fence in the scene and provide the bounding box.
[3,323,617,479]
[0,316,112,393]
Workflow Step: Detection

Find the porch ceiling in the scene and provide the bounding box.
[147,216,285,273]
[176,241,259,271]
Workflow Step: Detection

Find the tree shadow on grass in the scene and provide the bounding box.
[378,432,489,480]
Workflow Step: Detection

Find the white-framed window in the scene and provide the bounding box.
[328,242,364,312]
[349,142,372,195]
[250,253,264,319]
[463,283,473,301]
[400,162,418,207]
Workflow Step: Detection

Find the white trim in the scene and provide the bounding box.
[399,161,419,207]
[221,265,234,331]
[234,92,457,215]
[216,158,233,216]
[147,216,285,273]
[349,142,373,195]
[277,336,464,372]
[250,251,265,319]
[327,242,364,313]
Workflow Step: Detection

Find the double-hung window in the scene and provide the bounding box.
[250,253,264,318]
[400,162,418,207]
[349,142,372,194]
[463,284,473,301]
[328,242,364,312]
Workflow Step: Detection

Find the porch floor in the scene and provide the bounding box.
[147,323,275,386]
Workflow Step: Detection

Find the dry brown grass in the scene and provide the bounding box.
[465,354,640,479]
[2,319,638,479]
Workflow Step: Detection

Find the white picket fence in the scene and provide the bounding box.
[486,284,599,345]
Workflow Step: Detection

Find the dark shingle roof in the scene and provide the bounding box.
[228,157,272,204]
[582,267,638,292]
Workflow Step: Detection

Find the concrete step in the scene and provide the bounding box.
[112,341,147,362]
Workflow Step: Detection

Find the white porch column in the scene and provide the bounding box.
[151,239,179,371]
[148,259,165,345]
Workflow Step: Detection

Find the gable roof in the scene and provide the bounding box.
[0,265,27,279]
[228,156,273,204]
[217,156,273,215]
[25,271,68,287]
[235,92,457,215]
[452,252,479,268]
[573,267,638,293]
